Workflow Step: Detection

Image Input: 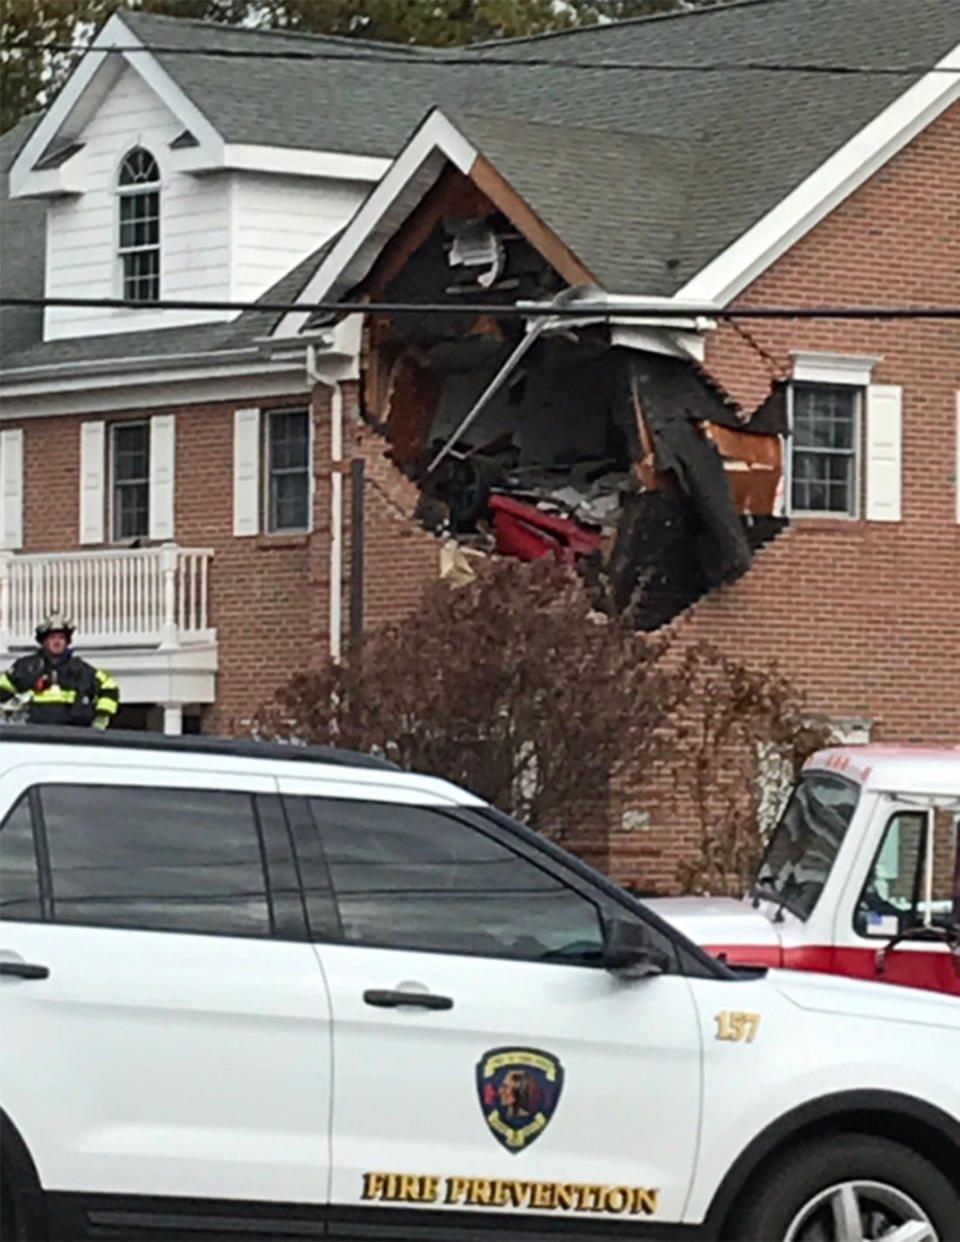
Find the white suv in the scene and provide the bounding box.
[1,727,959,1242]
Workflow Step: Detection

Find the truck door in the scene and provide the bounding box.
[838,801,960,997]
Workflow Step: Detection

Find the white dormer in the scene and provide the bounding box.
[8,14,389,342]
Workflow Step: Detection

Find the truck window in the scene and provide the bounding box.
[856,808,960,938]
[755,772,860,920]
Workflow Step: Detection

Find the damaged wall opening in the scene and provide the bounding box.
[349,169,788,630]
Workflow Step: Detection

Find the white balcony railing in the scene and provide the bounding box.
[0,544,214,650]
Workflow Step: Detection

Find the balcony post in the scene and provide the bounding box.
[159,543,179,649]
[0,553,11,653]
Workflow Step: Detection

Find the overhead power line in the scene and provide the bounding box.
[2,41,958,75]
[3,295,960,320]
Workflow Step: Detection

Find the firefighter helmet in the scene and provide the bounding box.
[35,612,75,644]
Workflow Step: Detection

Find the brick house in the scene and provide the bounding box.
[1,0,958,882]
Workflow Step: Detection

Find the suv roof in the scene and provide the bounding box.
[0,726,398,772]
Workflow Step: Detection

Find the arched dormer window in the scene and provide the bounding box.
[118,148,160,304]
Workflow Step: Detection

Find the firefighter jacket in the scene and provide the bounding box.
[0,649,120,727]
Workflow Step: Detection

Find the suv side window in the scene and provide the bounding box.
[307,798,605,964]
[0,794,42,922]
[855,809,958,937]
[38,785,296,939]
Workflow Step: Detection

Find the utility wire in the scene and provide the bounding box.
[3,295,960,319]
[3,41,958,75]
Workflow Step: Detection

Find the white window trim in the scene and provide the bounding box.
[263,407,313,536]
[791,352,882,388]
[786,383,863,520]
[109,418,151,544]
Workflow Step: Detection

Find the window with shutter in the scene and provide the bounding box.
[110,421,151,542]
[265,409,310,533]
[787,384,862,517]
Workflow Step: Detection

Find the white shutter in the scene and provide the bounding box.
[865,384,902,522]
[79,420,105,545]
[0,428,24,550]
[233,407,260,537]
[149,413,176,541]
[956,392,960,524]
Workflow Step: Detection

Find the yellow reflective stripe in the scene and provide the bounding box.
[94,696,119,716]
[0,672,18,695]
[31,686,78,704]
[95,669,118,690]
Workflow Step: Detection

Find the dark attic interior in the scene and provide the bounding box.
[349,167,788,630]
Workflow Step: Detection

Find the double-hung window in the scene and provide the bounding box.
[118,148,160,304]
[789,383,861,517]
[266,409,310,533]
[111,420,150,541]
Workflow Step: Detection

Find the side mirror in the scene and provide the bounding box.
[602,917,671,979]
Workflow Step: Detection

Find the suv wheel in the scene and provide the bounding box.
[734,1134,960,1241]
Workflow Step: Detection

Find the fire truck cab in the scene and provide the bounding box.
[648,746,960,996]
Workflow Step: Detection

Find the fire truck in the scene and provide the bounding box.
[647,746,960,996]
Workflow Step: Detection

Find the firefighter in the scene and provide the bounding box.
[0,614,120,728]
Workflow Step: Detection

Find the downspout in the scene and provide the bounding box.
[306,345,343,664]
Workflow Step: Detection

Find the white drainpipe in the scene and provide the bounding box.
[306,345,343,664]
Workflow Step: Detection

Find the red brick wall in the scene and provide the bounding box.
[3,385,443,732]
[607,100,960,892]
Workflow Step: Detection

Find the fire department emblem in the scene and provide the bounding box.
[476,1047,564,1154]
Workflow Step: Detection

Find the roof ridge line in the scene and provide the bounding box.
[122,8,437,55]
[464,0,783,52]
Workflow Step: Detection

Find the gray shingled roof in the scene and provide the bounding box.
[121,0,958,287]
[455,114,701,294]
[2,0,957,369]
[0,115,45,363]
[2,230,341,372]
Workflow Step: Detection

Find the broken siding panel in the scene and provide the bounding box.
[865,384,903,522]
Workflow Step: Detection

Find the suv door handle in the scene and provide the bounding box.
[0,961,49,980]
[363,988,453,1011]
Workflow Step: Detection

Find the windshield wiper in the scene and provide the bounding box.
[750,882,780,910]
[750,882,805,923]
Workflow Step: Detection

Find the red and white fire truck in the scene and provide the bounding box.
[648,745,960,996]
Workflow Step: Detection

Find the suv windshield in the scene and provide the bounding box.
[755,771,860,919]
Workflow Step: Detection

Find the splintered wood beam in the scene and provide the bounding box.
[629,366,659,491]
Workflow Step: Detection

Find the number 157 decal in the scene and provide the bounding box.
[714,1011,761,1043]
